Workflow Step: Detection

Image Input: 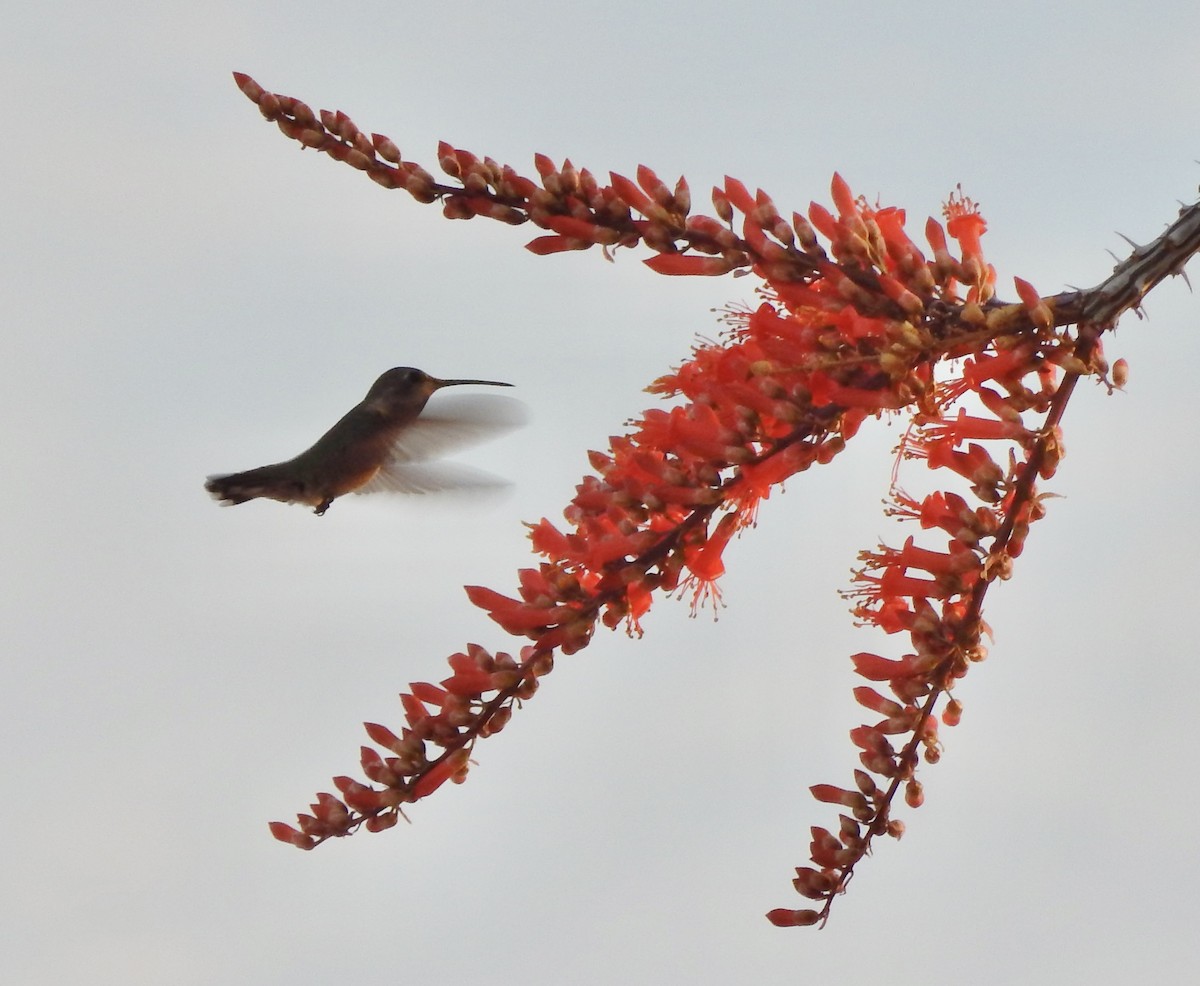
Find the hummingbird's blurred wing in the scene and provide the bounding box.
[356,460,507,495]
[354,393,526,496]
[389,393,527,462]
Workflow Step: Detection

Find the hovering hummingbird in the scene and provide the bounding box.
[205,367,521,515]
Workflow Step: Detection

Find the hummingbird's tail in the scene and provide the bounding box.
[205,464,304,507]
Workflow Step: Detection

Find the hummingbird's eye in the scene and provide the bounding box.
[386,367,424,388]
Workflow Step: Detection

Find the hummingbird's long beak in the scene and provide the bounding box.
[430,377,514,389]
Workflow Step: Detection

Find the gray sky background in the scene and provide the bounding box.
[6,2,1200,983]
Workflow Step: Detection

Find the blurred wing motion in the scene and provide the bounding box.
[355,393,527,496]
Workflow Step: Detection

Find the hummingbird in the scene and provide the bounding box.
[205,367,521,515]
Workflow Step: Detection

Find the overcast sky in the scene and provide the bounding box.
[6,2,1200,983]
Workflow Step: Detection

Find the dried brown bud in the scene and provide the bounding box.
[1112,357,1129,389]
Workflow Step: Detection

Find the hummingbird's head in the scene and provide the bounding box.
[365,367,514,414]
[368,367,439,401]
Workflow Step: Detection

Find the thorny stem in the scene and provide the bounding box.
[1061,199,1200,324]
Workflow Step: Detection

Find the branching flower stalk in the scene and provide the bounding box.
[233,73,1200,926]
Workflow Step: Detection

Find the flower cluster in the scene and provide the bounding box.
[766,321,1113,926]
[236,74,1131,923]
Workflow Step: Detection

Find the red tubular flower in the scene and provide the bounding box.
[409,681,448,706]
[852,686,905,717]
[861,595,918,634]
[807,372,907,411]
[890,489,996,545]
[400,693,430,727]
[643,254,737,276]
[636,164,674,208]
[269,822,316,849]
[850,652,923,681]
[741,219,791,263]
[920,410,1033,446]
[577,531,657,568]
[334,776,389,813]
[709,185,733,223]
[411,751,469,800]
[608,171,657,218]
[877,274,926,317]
[806,200,840,242]
[637,405,746,462]
[874,206,925,268]
[721,175,756,216]
[896,536,980,577]
[809,784,870,814]
[685,214,732,242]
[363,721,404,754]
[464,585,578,635]
[943,188,988,286]
[1013,276,1053,330]
[878,566,943,600]
[829,172,858,221]
[440,666,495,696]
[923,216,957,285]
[683,512,740,583]
[460,197,526,224]
[359,747,399,787]
[919,441,1004,492]
[672,176,692,215]
[525,234,591,255]
[959,342,1039,389]
[835,306,890,343]
[540,214,623,245]
[808,826,851,868]
[528,518,573,556]
[791,866,839,899]
[732,443,817,504]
